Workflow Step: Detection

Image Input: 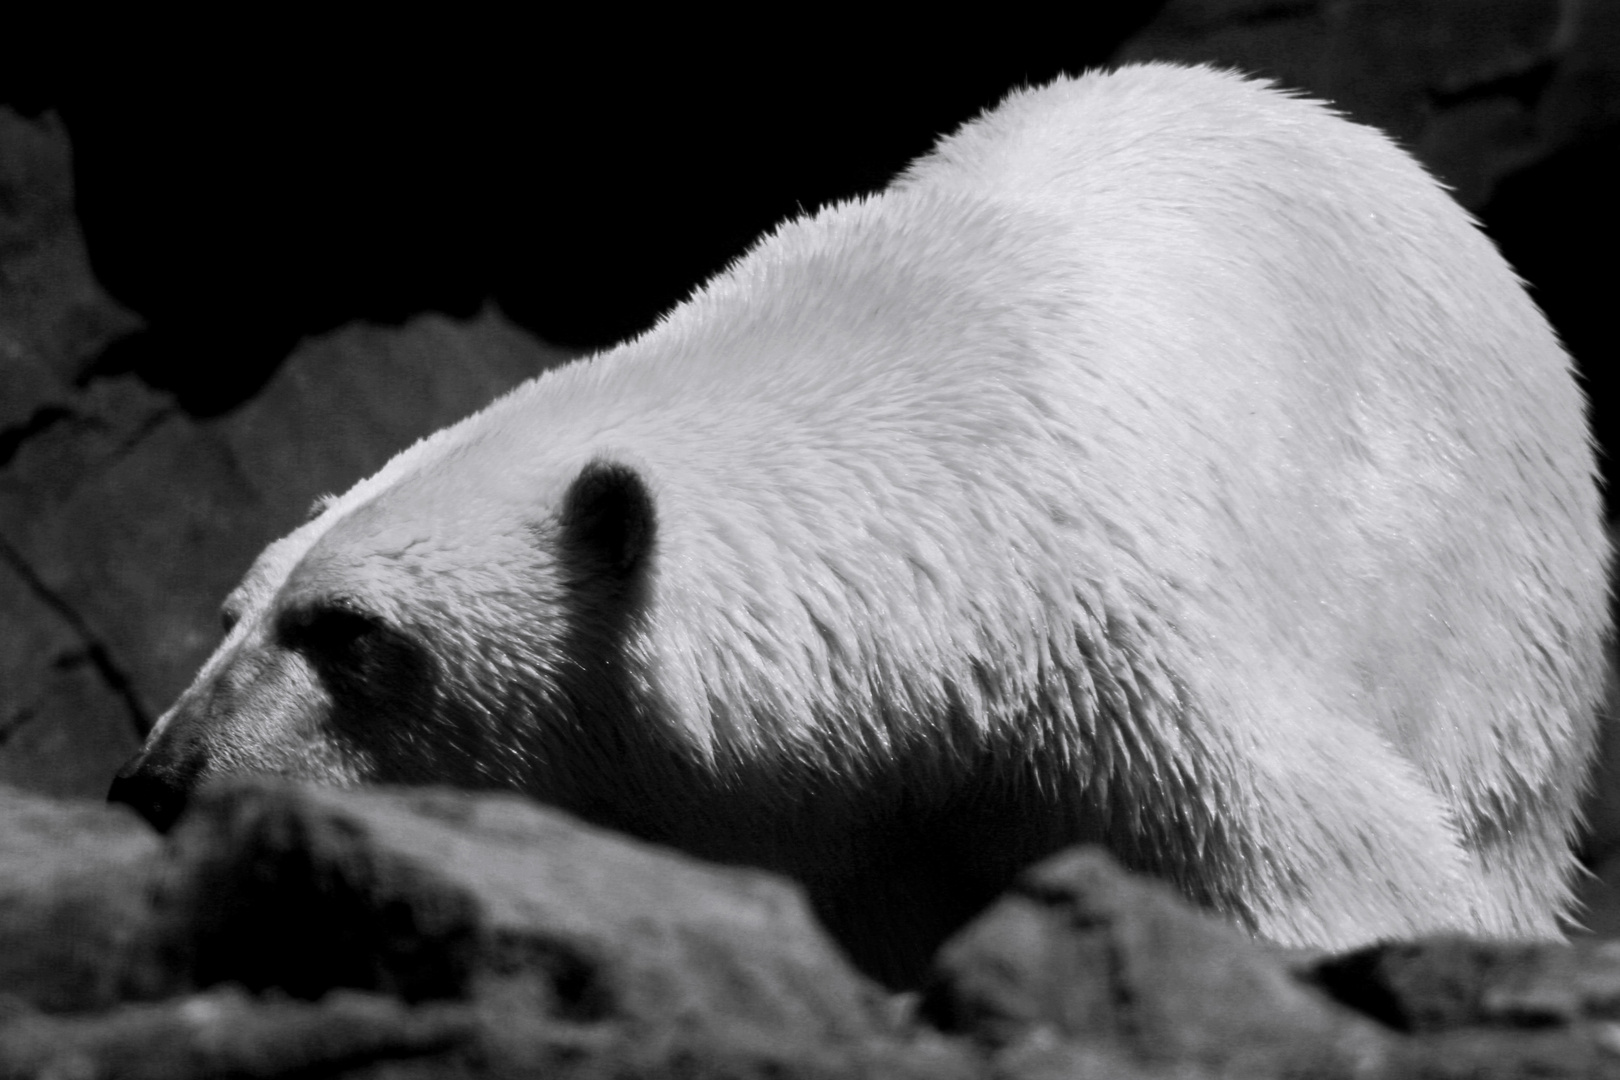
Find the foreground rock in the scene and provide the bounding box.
[922,848,1389,1076]
[148,783,888,1038]
[0,782,963,1078]
[7,781,1620,1077]
[925,849,1620,1077]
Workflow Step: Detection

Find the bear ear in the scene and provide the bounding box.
[560,459,657,576]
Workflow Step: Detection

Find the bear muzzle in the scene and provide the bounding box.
[108,744,204,832]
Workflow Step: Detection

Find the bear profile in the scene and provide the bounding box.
[111,63,1611,988]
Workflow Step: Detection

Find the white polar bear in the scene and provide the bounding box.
[111,63,1611,987]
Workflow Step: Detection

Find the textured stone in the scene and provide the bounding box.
[10,781,1620,1076]
[217,306,575,540]
[0,373,174,525]
[0,547,140,797]
[148,781,889,1043]
[0,107,141,433]
[0,783,972,1078]
[921,846,1390,1077]
[135,781,974,1078]
[0,987,474,1080]
[0,108,155,797]
[0,787,161,1012]
[1312,936,1620,1032]
[1376,1026,1620,1079]
[8,411,265,721]
[0,372,185,789]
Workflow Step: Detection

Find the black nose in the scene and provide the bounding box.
[107,758,193,833]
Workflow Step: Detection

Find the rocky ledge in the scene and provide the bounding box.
[3,780,1620,1079]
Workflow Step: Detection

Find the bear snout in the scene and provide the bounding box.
[108,748,203,833]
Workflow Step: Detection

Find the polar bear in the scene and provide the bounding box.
[110,63,1610,987]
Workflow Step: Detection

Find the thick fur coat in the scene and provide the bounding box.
[113,63,1611,986]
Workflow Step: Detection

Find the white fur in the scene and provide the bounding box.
[122,64,1610,983]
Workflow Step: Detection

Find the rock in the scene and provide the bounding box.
[0,549,141,796]
[0,374,175,525]
[0,106,154,797]
[919,849,1620,1076]
[1311,936,1620,1032]
[1300,933,1620,1076]
[0,788,161,1012]
[4,411,267,732]
[0,107,142,434]
[15,780,1620,1076]
[0,781,968,1078]
[920,846,1390,1078]
[1377,1027,1620,1080]
[0,987,474,1080]
[147,781,888,1040]
[219,306,576,539]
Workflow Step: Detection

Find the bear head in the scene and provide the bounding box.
[108,452,659,833]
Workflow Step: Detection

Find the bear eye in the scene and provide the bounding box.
[220,606,240,634]
[279,603,377,656]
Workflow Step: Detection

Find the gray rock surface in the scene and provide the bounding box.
[0,788,159,1013]
[8,782,1620,1077]
[0,989,474,1080]
[0,552,139,796]
[923,848,1392,1077]
[0,108,141,434]
[152,782,887,1037]
[0,781,971,1079]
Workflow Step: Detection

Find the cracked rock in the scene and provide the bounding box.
[0,545,140,797]
[0,986,477,1080]
[152,781,890,1040]
[920,847,1391,1077]
[0,787,160,1012]
[0,780,965,1079]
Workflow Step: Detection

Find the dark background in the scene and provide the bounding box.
[0,22,1167,415]
[3,11,1613,476]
